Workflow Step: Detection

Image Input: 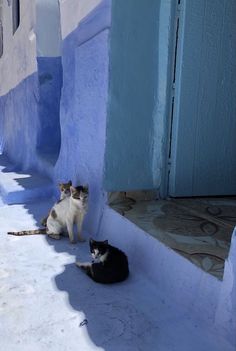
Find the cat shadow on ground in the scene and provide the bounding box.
[44,235,159,351]
[18,197,161,351]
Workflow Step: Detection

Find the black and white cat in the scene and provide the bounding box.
[76,239,129,283]
[8,185,89,243]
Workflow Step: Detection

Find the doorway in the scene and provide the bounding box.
[168,0,236,197]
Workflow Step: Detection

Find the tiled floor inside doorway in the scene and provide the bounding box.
[110,194,236,280]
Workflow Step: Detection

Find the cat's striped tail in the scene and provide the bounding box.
[8,228,47,236]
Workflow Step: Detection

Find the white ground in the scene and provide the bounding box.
[0,199,234,351]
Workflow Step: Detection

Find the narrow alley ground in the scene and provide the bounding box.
[0,197,234,351]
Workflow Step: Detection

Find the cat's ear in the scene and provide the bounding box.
[103,240,108,245]
[89,238,94,245]
[83,185,89,193]
[68,180,72,186]
[70,186,76,193]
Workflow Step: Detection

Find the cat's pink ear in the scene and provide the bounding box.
[70,186,76,193]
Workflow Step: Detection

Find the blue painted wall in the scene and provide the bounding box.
[37,57,62,161]
[0,73,40,170]
[54,0,111,234]
[104,0,160,191]
[0,59,62,170]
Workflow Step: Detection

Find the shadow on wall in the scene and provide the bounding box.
[0,98,5,154]
[36,57,62,165]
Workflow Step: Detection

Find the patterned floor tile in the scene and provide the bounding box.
[110,196,236,280]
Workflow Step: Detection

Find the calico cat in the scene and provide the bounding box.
[58,180,72,200]
[41,180,72,226]
[76,239,129,284]
[8,185,89,243]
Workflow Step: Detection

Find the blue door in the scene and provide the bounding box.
[169,0,236,197]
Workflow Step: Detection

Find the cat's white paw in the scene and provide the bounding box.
[48,234,60,240]
[76,261,90,268]
[75,261,82,267]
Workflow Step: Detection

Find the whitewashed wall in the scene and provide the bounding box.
[0,0,37,96]
[35,0,61,57]
[59,0,101,40]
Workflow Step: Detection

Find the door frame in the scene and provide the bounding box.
[160,0,183,199]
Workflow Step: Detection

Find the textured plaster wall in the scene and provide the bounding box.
[104,0,160,191]
[0,74,40,169]
[35,0,62,161]
[0,0,63,170]
[104,0,175,192]
[59,0,102,40]
[35,0,61,57]
[54,0,111,234]
[0,0,39,168]
[0,0,109,177]
[34,0,104,167]
[37,57,62,158]
[0,0,37,96]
